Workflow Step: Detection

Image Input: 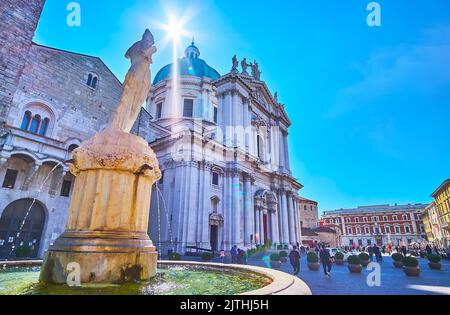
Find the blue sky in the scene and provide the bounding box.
[35,0,450,213]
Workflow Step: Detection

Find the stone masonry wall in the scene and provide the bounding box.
[8,44,124,142]
[0,0,46,123]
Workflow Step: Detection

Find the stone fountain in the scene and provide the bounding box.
[39,29,161,284]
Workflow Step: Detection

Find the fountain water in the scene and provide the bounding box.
[8,162,63,259]
[155,185,174,257]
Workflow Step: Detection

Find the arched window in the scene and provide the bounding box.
[91,76,98,89]
[68,144,79,152]
[39,118,49,136]
[19,103,55,136]
[29,114,41,134]
[87,73,99,89]
[20,111,32,130]
[87,73,93,86]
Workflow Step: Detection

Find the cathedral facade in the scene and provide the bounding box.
[146,43,304,253]
[0,1,305,260]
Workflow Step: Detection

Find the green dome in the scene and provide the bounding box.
[153,42,221,85]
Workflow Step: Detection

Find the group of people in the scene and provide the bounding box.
[225,245,248,264]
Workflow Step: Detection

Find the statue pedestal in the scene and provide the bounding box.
[40,129,161,284]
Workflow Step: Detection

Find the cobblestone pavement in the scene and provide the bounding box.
[183,254,450,295]
[251,255,450,295]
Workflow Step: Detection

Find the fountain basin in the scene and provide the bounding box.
[1,260,311,295]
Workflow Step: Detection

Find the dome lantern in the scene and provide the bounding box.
[184,39,200,59]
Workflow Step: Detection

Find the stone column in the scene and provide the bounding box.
[259,208,265,245]
[182,163,194,247]
[224,92,233,146]
[296,200,303,245]
[284,132,291,172]
[200,163,212,247]
[254,207,260,245]
[280,190,289,245]
[287,192,296,244]
[279,131,285,172]
[224,171,233,249]
[231,170,241,246]
[272,208,280,244]
[243,99,250,152]
[243,174,253,246]
[292,199,299,245]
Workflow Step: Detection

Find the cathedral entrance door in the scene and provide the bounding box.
[0,199,45,260]
[210,225,218,251]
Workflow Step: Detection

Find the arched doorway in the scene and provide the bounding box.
[0,199,46,260]
[209,212,223,252]
[254,190,278,246]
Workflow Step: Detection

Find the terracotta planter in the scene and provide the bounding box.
[428,262,442,270]
[348,264,362,273]
[403,266,420,277]
[335,259,344,265]
[307,262,320,271]
[280,257,288,263]
[270,261,281,269]
[360,259,370,267]
[393,261,403,268]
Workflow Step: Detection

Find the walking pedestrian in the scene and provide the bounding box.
[230,245,238,264]
[289,246,301,276]
[319,245,332,277]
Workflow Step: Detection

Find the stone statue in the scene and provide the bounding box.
[274,92,278,103]
[109,29,157,132]
[231,54,238,73]
[251,60,261,80]
[40,29,161,285]
[241,58,248,74]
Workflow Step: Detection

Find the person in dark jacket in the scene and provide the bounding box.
[401,245,407,256]
[289,246,301,275]
[319,245,332,277]
[230,245,238,264]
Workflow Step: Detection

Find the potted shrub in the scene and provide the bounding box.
[427,254,442,270]
[168,252,182,261]
[392,253,404,268]
[270,253,281,269]
[335,251,344,265]
[359,252,370,267]
[307,252,320,271]
[402,256,420,276]
[347,255,362,273]
[279,250,288,263]
[14,245,33,258]
[201,252,214,262]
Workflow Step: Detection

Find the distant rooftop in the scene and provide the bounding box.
[323,203,427,216]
